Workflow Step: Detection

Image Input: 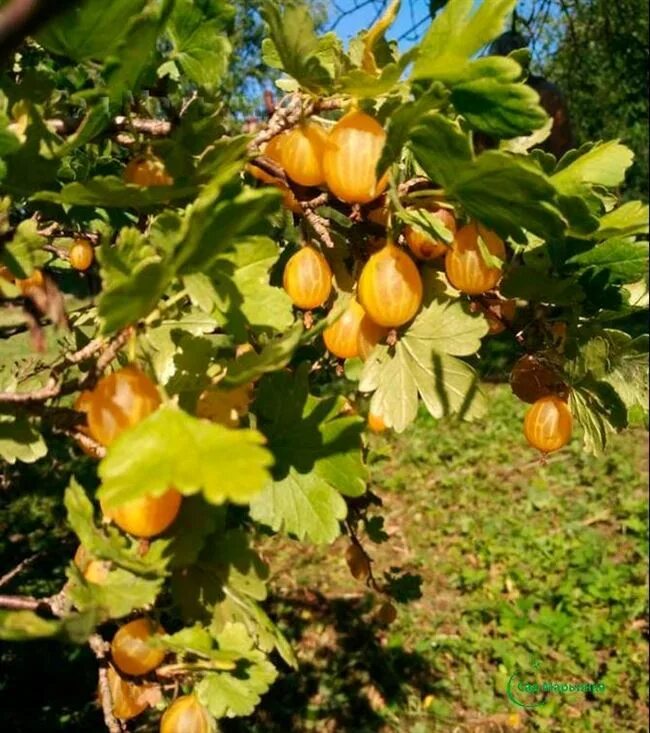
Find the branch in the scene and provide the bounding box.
[89,634,125,733]
[48,115,172,139]
[0,553,40,589]
[300,193,334,248]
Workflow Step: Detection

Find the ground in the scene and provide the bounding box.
[1,385,647,732]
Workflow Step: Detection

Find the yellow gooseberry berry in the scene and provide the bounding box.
[0,265,14,282]
[111,618,166,677]
[160,694,214,733]
[405,208,457,261]
[16,268,45,294]
[73,545,110,584]
[101,488,182,538]
[124,155,173,186]
[247,134,303,214]
[358,242,423,327]
[86,366,161,447]
[104,665,148,721]
[323,299,366,359]
[523,395,573,453]
[196,383,253,428]
[283,246,332,309]
[280,120,327,187]
[367,412,387,433]
[445,222,506,295]
[357,315,387,361]
[322,110,388,204]
[69,239,94,271]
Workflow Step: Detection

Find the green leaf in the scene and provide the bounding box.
[98,406,273,507]
[165,497,225,570]
[261,1,335,94]
[500,266,584,305]
[212,592,297,669]
[253,366,367,496]
[211,237,294,336]
[597,201,650,239]
[176,189,281,274]
[196,623,278,719]
[551,141,635,198]
[412,0,516,82]
[451,71,548,137]
[452,152,566,242]
[32,175,193,209]
[376,84,449,175]
[0,610,97,643]
[220,324,304,388]
[568,239,648,283]
[410,117,566,241]
[0,415,47,464]
[65,479,170,575]
[167,0,232,93]
[98,260,174,334]
[1,219,47,278]
[396,207,454,245]
[570,379,628,455]
[103,0,176,102]
[66,563,164,620]
[37,0,148,61]
[566,330,649,417]
[409,113,473,186]
[249,471,348,546]
[359,286,487,431]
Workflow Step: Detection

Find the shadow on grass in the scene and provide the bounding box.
[223,590,441,733]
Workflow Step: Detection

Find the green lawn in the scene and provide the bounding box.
[234,385,649,733]
[1,385,647,733]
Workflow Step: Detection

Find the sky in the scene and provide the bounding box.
[325,0,431,49]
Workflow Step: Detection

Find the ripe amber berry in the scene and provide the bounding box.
[105,665,148,721]
[523,395,572,453]
[357,315,387,361]
[102,488,182,538]
[69,239,94,271]
[510,355,567,404]
[111,618,166,677]
[280,121,327,187]
[17,268,44,294]
[160,694,214,733]
[247,134,303,214]
[0,265,14,282]
[323,299,366,359]
[358,242,423,327]
[367,412,386,433]
[196,383,253,428]
[322,110,388,204]
[405,208,456,261]
[283,247,332,310]
[345,543,370,580]
[445,222,506,295]
[74,545,110,584]
[87,366,161,447]
[124,155,173,187]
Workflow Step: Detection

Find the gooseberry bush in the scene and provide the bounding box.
[0,0,648,730]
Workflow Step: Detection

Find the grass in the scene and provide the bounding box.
[0,385,647,732]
